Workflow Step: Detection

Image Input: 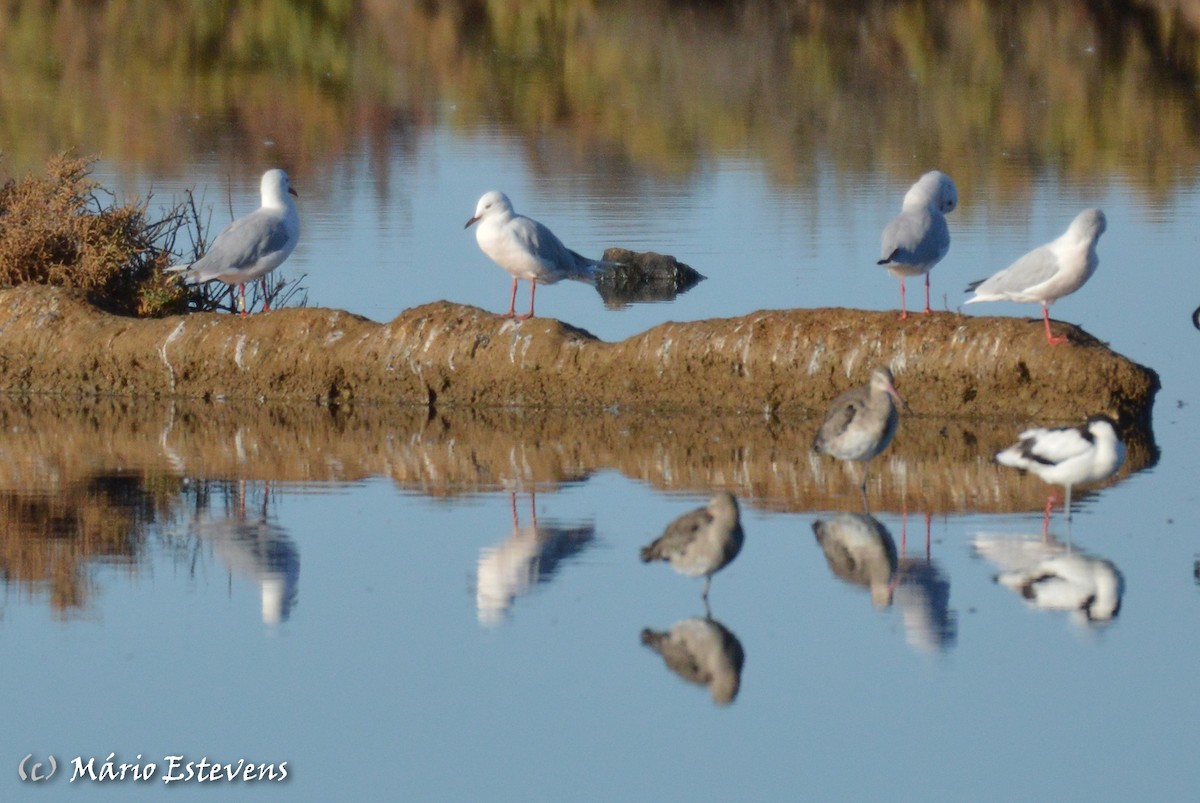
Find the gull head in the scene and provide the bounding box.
[465,190,513,229]
[904,170,957,215]
[261,169,298,206]
[1069,208,1107,242]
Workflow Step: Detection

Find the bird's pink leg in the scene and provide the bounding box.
[514,279,536,321]
[261,278,271,312]
[1042,303,1067,345]
[238,283,247,317]
[1041,494,1054,540]
[898,278,909,320]
[922,273,932,314]
[504,277,519,318]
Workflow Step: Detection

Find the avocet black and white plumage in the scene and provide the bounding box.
[964,208,1107,345]
[878,170,958,319]
[813,366,907,493]
[972,534,1124,623]
[994,414,1125,520]
[640,491,744,604]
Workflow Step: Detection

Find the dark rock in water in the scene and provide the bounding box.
[594,248,706,308]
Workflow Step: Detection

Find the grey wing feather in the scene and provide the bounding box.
[970,246,1058,298]
[814,397,861,450]
[880,211,944,265]
[643,507,711,560]
[188,211,289,281]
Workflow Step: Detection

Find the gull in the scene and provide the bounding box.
[640,491,744,605]
[475,492,595,626]
[995,415,1125,521]
[964,208,1107,345]
[813,366,907,493]
[972,533,1124,623]
[640,617,745,706]
[878,170,958,319]
[464,190,612,320]
[169,169,300,315]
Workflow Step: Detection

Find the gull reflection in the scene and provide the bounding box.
[475,491,595,626]
[972,533,1123,626]
[894,510,957,653]
[640,616,745,706]
[812,512,898,609]
[189,481,300,625]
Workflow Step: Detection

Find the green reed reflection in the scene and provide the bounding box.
[1,2,1198,203]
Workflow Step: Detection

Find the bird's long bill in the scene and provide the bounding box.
[289,187,299,198]
[464,215,479,229]
[887,383,913,414]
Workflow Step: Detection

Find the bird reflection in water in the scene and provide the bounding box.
[894,508,958,653]
[972,533,1124,627]
[186,480,300,625]
[475,491,595,626]
[640,616,746,706]
[812,512,898,609]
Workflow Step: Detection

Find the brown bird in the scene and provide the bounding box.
[640,491,744,604]
[813,366,906,493]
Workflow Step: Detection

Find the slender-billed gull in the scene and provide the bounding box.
[964,208,1107,345]
[878,170,958,319]
[640,491,744,604]
[813,366,907,493]
[995,415,1125,521]
[641,617,745,706]
[169,169,300,315]
[464,190,612,320]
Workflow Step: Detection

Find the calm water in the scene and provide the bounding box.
[4,3,1200,800]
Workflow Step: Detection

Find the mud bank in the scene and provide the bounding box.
[0,285,1159,423]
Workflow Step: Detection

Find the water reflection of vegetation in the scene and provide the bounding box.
[1,2,1199,197]
[0,473,181,616]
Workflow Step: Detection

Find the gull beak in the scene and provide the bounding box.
[288,187,299,198]
[464,215,479,229]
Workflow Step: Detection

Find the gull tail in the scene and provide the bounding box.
[964,277,985,294]
[165,264,202,285]
[877,251,898,266]
[568,248,622,285]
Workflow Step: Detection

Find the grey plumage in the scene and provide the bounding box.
[640,491,744,602]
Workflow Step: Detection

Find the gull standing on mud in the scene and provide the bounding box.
[878,170,958,319]
[813,366,907,493]
[169,168,300,315]
[640,491,744,605]
[995,414,1125,521]
[465,190,612,320]
[964,208,1107,345]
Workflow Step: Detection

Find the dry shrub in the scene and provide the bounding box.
[0,154,193,316]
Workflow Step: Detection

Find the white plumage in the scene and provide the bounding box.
[964,208,1107,345]
[464,190,612,320]
[995,415,1125,520]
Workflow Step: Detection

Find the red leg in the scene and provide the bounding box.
[922,273,932,314]
[261,278,271,312]
[515,278,536,320]
[1042,303,1067,345]
[1041,494,1053,540]
[898,278,909,320]
[504,278,519,318]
